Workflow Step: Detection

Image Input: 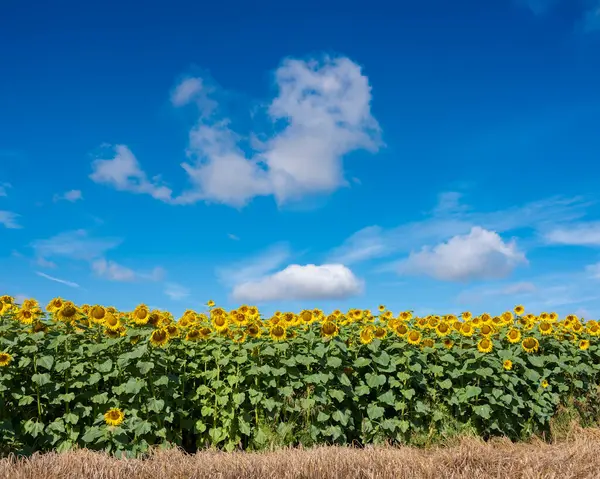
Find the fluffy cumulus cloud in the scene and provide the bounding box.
[90,55,381,208]
[232,264,363,302]
[396,227,527,282]
[545,222,600,246]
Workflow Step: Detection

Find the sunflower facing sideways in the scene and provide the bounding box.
[104,408,125,427]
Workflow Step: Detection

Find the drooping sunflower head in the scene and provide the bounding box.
[104,408,125,427]
[56,302,79,323]
[149,329,169,347]
[246,322,262,338]
[0,352,13,367]
[503,359,513,371]
[477,338,493,353]
[521,337,539,353]
[443,338,454,349]
[231,330,246,344]
[166,324,179,338]
[22,298,40,311]
[321,321,339,338]
[185,328,201,341]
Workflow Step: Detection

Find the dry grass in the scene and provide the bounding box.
[3,428,600,479]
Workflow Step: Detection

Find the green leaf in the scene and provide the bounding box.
[474,404,491,419]
[95,359,113,373]
[331,409,349,426]
[54,360,71,373]
[366,373,386,388]
[353,357,371,368]
[373,351,390,367]
[91,392,109,404]
[528,356,545,368]
[465,385,482,399]
[136,361,154,375]
[37,355,54,371]
[233,392,245,406]
[148,398,165,413]
[378,390,396,405]
[133,420,152,436]
[18,396,35,406]
[367,403,385,420]
[402,388,416,400]
[31,373,51,386]
[237,417,251,436]
[154,375,169,386]
[327,356,343,368]
[329,389,345,402]
[475,367,494,378]
[438,379,453,389]
[64,413,79,425]
[354,384,370,396]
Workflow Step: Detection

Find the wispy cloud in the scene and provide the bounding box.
[0,182,11,197]
[217,243,292,287]
[545,221,600,246]
[164,283,191,301]
[0,211,21,229]
[90,55,382,208]
[227,233,240,241]
[329,194,589,265]
[53,189,83,202]
[31,229,121,262]
[36,271,80,288]
[91,258,165,283]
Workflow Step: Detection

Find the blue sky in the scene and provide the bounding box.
[1,0,600,318]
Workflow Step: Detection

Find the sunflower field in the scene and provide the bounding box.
[1,295,600,457]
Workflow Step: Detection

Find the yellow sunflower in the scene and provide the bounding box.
[461,311,472,321]
[166,324,180,339]
[460,322,474,337]
[104,408,125,427]
[269,325,286,341]
[394,323,409,337]
[406,330,422,345]
[506,328,522,344]
[55,302,80,323]
[212,314,228,332]
[514,305,525,316]
[443,338,454,349]
[104,313,121,330]
[538,322,553,336]
[185,328,201,341]
[477,338,493,353]
[46,297,64,313]
[16,308,36,325]
[246,322,262,338]
[374,327,387,340]
[378,305,386,312]
[0,352,13,367]
[207,300,215,308]
[90,305,107,324]
[359,326,375,344]
[321,321,339,338]
[579,339,590,351]
[480,324,495,337]
[132,304,150,325]
[521,337,539,353]
[503,359,513,371]
[541,379,549,389]
[421,338,435,349]
[149,329,169,347]
[435,321,451,337]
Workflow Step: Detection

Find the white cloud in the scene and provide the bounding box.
[501,282,537,295]
[586,262,600,279]
[91,258,136,282]
[396,227,527,282]
[91,258,164,282]
[217,243,291,287]
[232,263,363,302]
[0,211,21,229]
[546,222,600,246]
[36,271,80,288]
[31,229,121,262]
[164,283,191,301]
[0,182,11,197]
[89,145,173,201]
[330,194,589,265]
[227,233,240,241]
[36,257,57,269]
[91,55,381,208]
[171,77,204,107]
[53,189,83,202]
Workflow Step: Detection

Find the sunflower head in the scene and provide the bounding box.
[522,337,540,353]
[514,305,525,316]
[538,322,553,335]
[443,338,454,349]
[149,329,169,347]
[270,325,286,341]
[541,379,549,389]
[477,338,493,353]
[579,339,591,351]
[0,352,13,367]
[321,321,339,338]
[207,300,215,308]
[131,305,150,325]
[506,328,522,344]
[395,323,409,337]
[104,408,125,427]
[359,327,375,344]
[503,359,513,371]
[46,297,64,313]
[407,330,422,345]
[421,338,435,349]
[90,305,107,323]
